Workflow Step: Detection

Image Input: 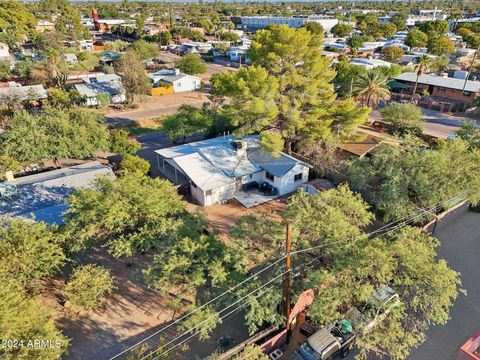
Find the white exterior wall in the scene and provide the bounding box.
[260,164,309,196]
[241,17,338,33]
[201,182,236,206]
[172,76,201,93]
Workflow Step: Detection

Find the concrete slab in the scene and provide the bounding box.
[233,189,279,208]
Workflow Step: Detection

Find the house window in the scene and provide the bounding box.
[177,82,181,87]
[294,173,303,182]
[463,91,472,97]
[191,182,197,189]
[205,189,212,196]
[438,87,446,92]
[265,171,274,181]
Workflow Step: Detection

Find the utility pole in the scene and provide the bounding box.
[284,223,292,344]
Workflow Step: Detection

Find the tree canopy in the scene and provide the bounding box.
[211,24,370,153]
[175,53,207,75]
[0,0,36,39]
[405,29,428,48]
[380,103,423,136]
[0,107,110,166]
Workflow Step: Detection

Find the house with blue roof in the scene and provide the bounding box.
[155,136,311,207]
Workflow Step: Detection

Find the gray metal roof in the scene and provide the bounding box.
[0,85,47,100]
[74,82,123,97]
[0,162,115,224]
[307,328,338,354]
[395,72,480,93]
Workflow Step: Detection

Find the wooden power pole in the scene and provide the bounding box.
[284,223,292,343]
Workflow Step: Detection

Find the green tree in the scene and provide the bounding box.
[428,35,455,56]
[115,50,151,103]
[47,88,71,108]
[331,23,353,37]
[212,25,369,153]
[39,0,85,40]
[64,173,186,256]
[0,219,66,289]
[74,51,100,72]
[456,120,480,149]
[178,307,221,341]
[158,31,172,46]
[417,20,449,37]
[353,68,391,109]
[0,0,36,39]
[382,23,398,38]
[0,61,11,81]
[0,107,110,165]
[110,129,142,156]
[381,46,404,63]
[0,282,68,359]
[119,154,150,176]
[346,35,365,54]
[304,21,324,36]
[405,29,429,48]
[380,103,423,136]
[131,39,160,61]
[333,59,368,97]
[430,54,451,74]
[65,264,115,311]
[220,31,241,42]
[161,105,213,142]
[391,13,408,31]
[175,53,207,75]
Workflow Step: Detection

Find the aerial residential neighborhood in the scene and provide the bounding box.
[1,1,480,360]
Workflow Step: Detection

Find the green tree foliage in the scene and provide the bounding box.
[343,140,480,221]
[304,21,324,36]
[175,53,207,75]
[333,59,367,97]
[380,103,423,136]
[428,35,455,55]
[430,54,451,74]
[417,20,449,37]
[110,129,142,156]
[330,23,353,37]
[131,39,160,61]
[1,282,68,359]
[115,50,151,103]
[178,307,221,341]
[220,31,241,42]
[211,25,370,153]
[65,264,115,311]
[391,13,408,31]
[353,68,391,109]
[64,173,186,256]
[0,219,66,289]
[305,225,460,360]
[285,184,374,249]
[456,120,480,149]
[0,0,36,39]
[0,107,110,165]
[105,39,130,52]
[232,345,268,360]
[381,46,404,63]
[119,154,150,176]
[405,29,429,48]
[72,51,100,72]
[39,0,85,40]
[47,88,71,108]
[346,35,367,54]
[0,61,11,81]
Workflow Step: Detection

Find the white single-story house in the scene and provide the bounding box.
[180,42,213,54]
[147,69,201,93]
[155,136,311,207]
[0,43,13,68]
[63,53,78,64]
[74,73,126,106]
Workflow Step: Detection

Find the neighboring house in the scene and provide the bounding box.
[155,135,311,207]
[393,72,480,112]
[226,46,250,63]
[36,20,55,33]
[66,40,95,53]
[17,43,37,57]
[350,58,392,69]
[74,73,126,106]
[336,126,401,159]
[0,83,48,102]
[99,50,121,65]
[92,10,126,33]
[180,42,213,54]
[63,53,78,64]
[148,69,201,93]
[0,161,114,224]
[240,15,339,33]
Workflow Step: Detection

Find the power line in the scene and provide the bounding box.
[110,192,465,359]
[108,256,286,360]
[144,194,465,359]
[142,271,289,360]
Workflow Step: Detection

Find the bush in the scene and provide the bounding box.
[110,129,141,156]
[65,264,115,311]
[120,154,150,176]
[175,53,207,75]
[380,103,423,136]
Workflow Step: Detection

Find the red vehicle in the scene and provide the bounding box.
[460,331,480,360]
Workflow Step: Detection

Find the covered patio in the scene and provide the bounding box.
[233,188,280,208]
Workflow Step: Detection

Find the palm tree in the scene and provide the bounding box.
[353,68,391,109]
[412,54,432,96]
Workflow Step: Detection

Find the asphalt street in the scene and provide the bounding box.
[408,205,480,360]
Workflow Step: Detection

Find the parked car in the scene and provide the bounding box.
[346,285,400,334]
[290,321,355,360]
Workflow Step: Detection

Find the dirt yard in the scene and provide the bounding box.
[53,247,188,360]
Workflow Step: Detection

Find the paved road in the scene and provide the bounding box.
[408,205,480,360]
